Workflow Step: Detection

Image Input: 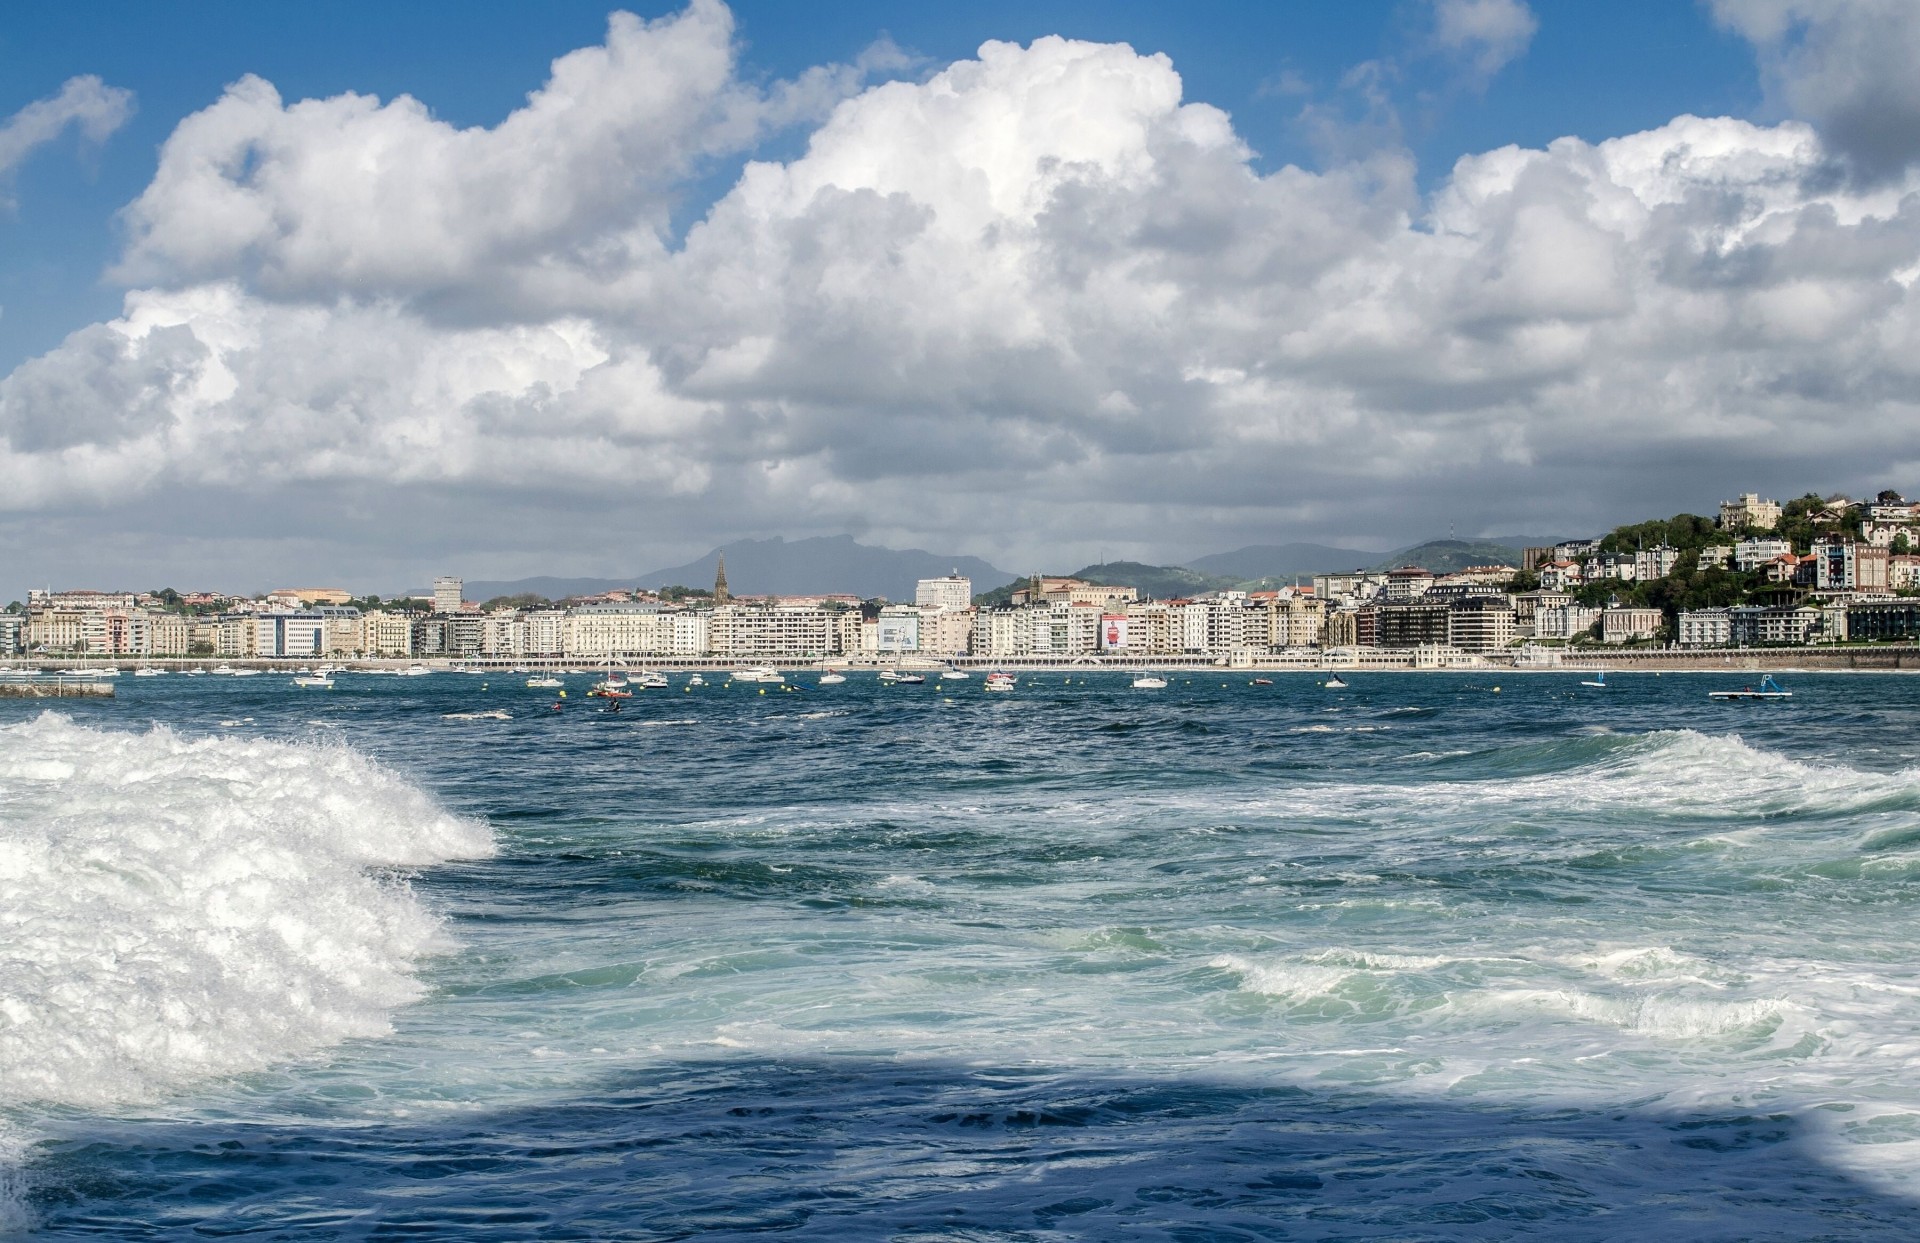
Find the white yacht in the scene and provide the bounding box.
[732,666,786,683]
[526,675,564,689]
[818,672,846,685]
[1132,675,1169,689]
[292,674,334,688]
[687,674,706,687]
[937,667,970,680]
[399,664,431,676]
[985,672,1016,692]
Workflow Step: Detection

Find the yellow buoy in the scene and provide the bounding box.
[759,687,766,695]
[1492,686,1501,693]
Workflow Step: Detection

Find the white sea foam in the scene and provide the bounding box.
[0,713,492,1110]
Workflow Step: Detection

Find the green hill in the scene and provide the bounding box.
[973,561,1240,606]
[1372,539,1523,573]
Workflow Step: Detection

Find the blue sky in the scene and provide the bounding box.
[2,0,1917,595]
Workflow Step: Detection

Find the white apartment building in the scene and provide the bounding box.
[433,577,464,614]
[1537,561,1582,591]
[920,607,974,655]
[0,613,22,655]
[253,613,327,658]
[1719,493,1782,531]
[566,604,690,657]
[972,608,1033,658]
[1633,545,1681,580]
[1678,608,1732,647]
[1534,604,1601,641]
[1600,607,1663,644]
[710,605,836,658]
[1029,604,1100,657]
[915,574,973,611]
[1697,546,1733,570]
[361,610,416,657]
[1734,537,1793,572]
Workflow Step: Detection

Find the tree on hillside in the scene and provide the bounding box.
[481,593,553,611]
[1596,513,1725,555]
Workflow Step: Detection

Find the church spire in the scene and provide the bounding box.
[713,553,730,604]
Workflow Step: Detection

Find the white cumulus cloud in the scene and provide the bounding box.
[1431,0,1539,85]
[4,3,1920,588]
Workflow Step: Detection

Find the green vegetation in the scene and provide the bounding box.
[658,585,713,603]
[1594,513,1726,555]
[1074,561,1237,600]
[480,593,552,611]
[1371,540,1520,573]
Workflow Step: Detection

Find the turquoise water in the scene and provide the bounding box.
[7,670,1920,1238]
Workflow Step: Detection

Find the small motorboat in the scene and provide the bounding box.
[878,670,926,684]
[211,664,234,675]
[229,668,260,677]
[1251,677,1273,686]
[398,664,431,677]
[1132,675,1169,689]
[291,674,334,688]
[526,675,563,688]
[133,666,165,677]
[938,667,970,680]
[687,674,706,687]
[1709,674,1792,700]
[818,672,846,685]
[732,666,785,683]
[632,671,670,689]
[1323,675,1349,689]
[985,672,1016,692]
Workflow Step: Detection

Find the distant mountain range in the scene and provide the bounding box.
[427,532,1566,606]
[1184,542,1385,580]
[428,536,1013,605]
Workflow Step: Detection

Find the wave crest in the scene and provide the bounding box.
[0,714,491,1109]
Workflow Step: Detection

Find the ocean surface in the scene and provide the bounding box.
[6,668,1920,1239]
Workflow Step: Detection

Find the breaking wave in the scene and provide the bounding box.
[0,713,492,1110]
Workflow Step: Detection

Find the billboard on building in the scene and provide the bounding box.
[876,613,920,651]
[1100,614,1130,650]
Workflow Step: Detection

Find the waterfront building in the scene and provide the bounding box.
[920,606,974,655]
[1533,604,1601,642]
[1697,546,1733,570]
[1447,596,1517,652]
[1537,560,1582,591]
[215,615,255,658]
[709,604,836,659]
[361,610,416,657]
[1889,556,1920,591]
[971,607,1033,658]
[253,613,327,658]
[1719,493,1782,531]
[433,577,464,615]
[1512,590,1572,636]
[1728,605,1822,646]
[915,574,973,611]
[1029,603,1100,657]
[1678,608,1732,648]
[412,618,448,656]
[0,613,22,655]
[1375,601,1451,648]
[565,603,677,657]
[1600,607,1663,644]
[1847,600,1920,642]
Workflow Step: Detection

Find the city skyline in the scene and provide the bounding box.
[5,2,1920,597]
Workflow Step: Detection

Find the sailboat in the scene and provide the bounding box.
[1581,670,1608,688]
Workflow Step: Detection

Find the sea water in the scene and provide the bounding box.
[5,671,1920,1238]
